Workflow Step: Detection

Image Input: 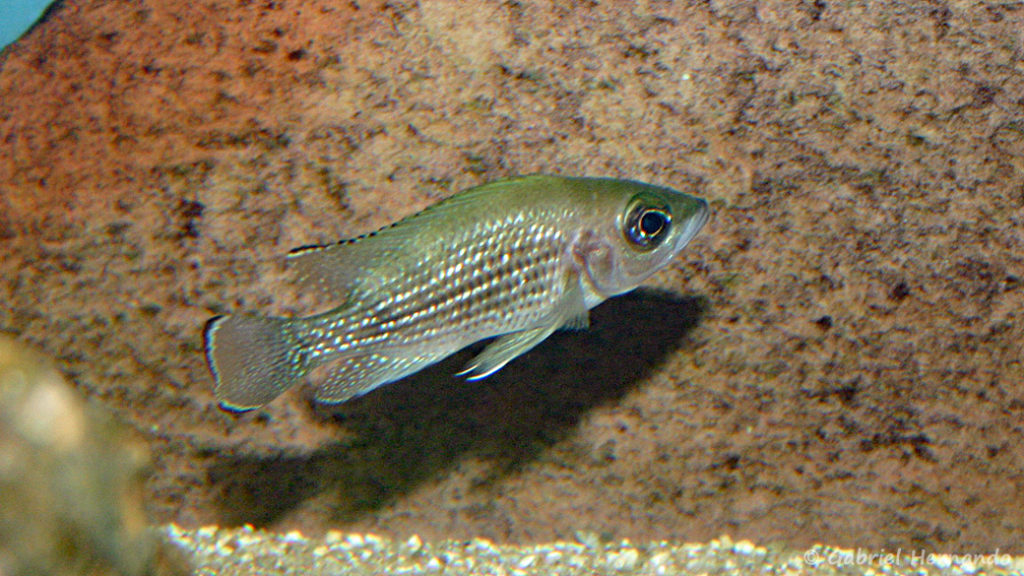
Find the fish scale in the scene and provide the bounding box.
[321,219,562,344]
[204,175,709,410]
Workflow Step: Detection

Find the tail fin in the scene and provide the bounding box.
[203,314,308,411]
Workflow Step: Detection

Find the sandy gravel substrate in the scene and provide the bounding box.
[162,525,1024,576]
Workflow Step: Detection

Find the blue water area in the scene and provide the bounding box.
[1,0,58,51]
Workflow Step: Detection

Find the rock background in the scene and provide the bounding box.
[1,0,1023,553]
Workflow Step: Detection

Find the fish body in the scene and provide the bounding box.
[205,175,709,410]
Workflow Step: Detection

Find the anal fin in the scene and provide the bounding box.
[312,352,428,404]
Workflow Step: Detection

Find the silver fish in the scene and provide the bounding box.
[204,175,709,410]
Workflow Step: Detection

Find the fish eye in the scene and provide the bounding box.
[625,201,672,250]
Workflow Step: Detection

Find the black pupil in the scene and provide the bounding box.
[627,205,671,249]
[640,211,666,236]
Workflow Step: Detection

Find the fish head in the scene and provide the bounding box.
[577,179,709,301]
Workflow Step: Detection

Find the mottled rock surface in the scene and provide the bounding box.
[1,0,1023,555]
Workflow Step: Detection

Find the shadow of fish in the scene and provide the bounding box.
[204,175,709,411]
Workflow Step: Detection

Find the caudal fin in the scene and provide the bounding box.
[203,314,307,411]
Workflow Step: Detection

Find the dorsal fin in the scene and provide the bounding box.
[287,175,562,300]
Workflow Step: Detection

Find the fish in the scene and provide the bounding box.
[204,175,709,411]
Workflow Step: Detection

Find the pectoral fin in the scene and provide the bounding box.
[459,275,589,380]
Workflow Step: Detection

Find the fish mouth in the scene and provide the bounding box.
[674,198,710,252]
